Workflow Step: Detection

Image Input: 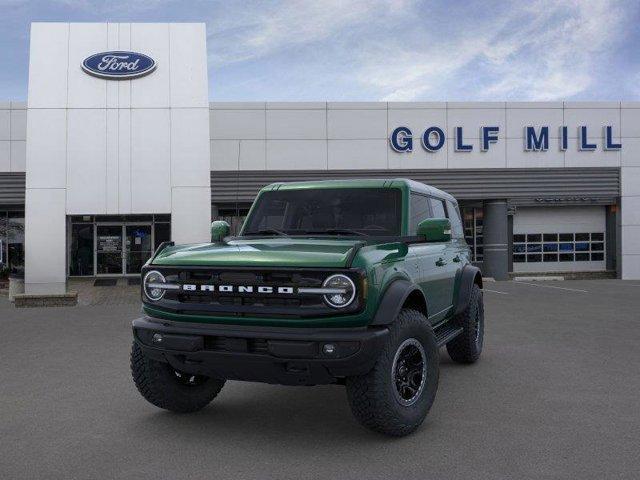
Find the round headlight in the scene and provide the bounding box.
[143,270,166,301]
[322,274,356,309]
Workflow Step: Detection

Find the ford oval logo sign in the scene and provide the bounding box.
[82,51,156,80]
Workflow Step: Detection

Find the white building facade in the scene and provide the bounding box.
[0,22,639,294]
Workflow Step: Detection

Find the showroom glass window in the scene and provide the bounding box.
[0,211,25,275]
[512,232,605,263]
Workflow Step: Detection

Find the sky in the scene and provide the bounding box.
[0,0,639,102]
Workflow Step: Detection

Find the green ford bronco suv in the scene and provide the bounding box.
[131,179,484,436]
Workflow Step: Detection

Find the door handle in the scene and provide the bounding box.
[436,257,447,267]
[453,255,461,263]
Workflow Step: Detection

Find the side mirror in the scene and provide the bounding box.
[211,220,231,243]
[417,218,451,242]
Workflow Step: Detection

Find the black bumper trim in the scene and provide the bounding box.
[132,316,388,386]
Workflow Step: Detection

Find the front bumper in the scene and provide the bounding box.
[132,316,388,386]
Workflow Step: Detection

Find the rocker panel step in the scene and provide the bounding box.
[434,324,463,347]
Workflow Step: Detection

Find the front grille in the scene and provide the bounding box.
[144,267,363,319]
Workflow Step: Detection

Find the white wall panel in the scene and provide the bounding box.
[266,109,326,139]
[621,138,640,167]
[28,23,68,108]
[239,140,266,170]
[621,254,640,279]
[106,23,119,108]
[0,110,9,140]
[621,166,640,196]
[0,141,9,171]
[169,23,208,107]
[328,140,387,169]
[24,188,66,294]
[130,108,171,212]
[388,148,435,170]
[387,108,447,140]
[66,109,107,214]
[266,140,327,170]
[506,108,563,138]
[621,225,640,255]
[506,138,565,168]
[621,196,640,226]
[447,108,506,140]
[117,109,132,213]
[131,23,170,108]
[67,23,108,109]
[210,109,265,140]
[564,144,620,167]
[171,186,211,244]
[327,110,386,139]
[211,140,239,170]
[564,107,620,138]
[621,108,640,138]
[10,141,26,172]
[25,109,67,189]
[171,108,210,186]
[10,109,27,140]
[105,108,119,213]
[446,138,506,169]
[117,23,132,109]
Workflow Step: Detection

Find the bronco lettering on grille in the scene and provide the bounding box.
[181,284,295,294]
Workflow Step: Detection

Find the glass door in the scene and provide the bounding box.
[125,225,153,274]
[96,225,123,275]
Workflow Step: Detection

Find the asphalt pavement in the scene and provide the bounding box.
[1,280,639,479]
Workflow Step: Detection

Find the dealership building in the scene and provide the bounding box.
[1,22,640,296]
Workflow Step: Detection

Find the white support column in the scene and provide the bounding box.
[621,104,640,279]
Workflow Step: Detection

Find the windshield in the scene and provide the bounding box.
[243,188,402,236]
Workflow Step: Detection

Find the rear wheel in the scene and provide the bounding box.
[345,309,439,436]
[130,342,225,413]
[447,283,484,363]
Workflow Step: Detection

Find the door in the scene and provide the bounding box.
[125,225,153,274]
[409,193,453,323]
[427,197,458,317]
[96,225,123,275]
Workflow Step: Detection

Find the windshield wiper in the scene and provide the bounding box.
[243,229,289,237]
[302,229,367,237]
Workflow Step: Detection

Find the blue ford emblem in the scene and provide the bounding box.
[82,51,156,80]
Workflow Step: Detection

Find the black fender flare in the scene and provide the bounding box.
[370,279,427,326]
[453,265,483,316]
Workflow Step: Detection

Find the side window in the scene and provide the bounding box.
[409,193,431,235]
[446,200,464,238]
[430,198,447,219]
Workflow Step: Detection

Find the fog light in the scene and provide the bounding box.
[323,343,336,355]
[152,333,163,343]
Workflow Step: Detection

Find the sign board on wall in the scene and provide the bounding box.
[390,125,622,153]
[82,51,156,80]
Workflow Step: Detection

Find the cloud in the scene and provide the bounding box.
[207,0,413,66]
[357,0,629,101]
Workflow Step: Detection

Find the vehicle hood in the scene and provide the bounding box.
[152,237,365,268]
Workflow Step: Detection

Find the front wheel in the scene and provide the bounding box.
[345,309,439,436]
[130,342,225,413]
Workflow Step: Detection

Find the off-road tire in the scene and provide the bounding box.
[446,283,484,363]
[345,309,439,436]
[131,342,225,413]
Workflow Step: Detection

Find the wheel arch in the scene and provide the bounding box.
[370,279,429,325]
[453,265,483,316]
